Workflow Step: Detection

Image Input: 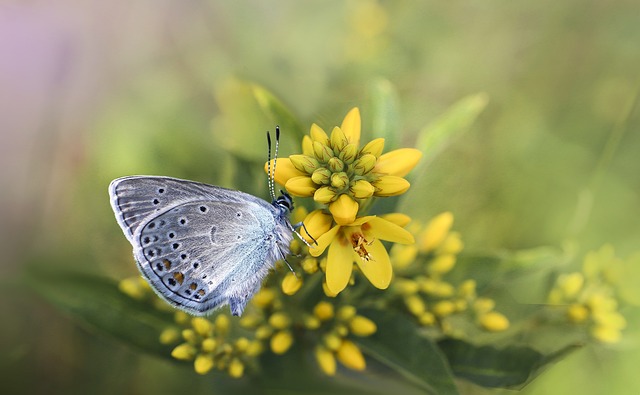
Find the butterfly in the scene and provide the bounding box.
[109,128,303,316]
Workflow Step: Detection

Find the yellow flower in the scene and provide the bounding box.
[270,330,294,354]
[264,107,421,225]
[315,346,337,376]
[310,216,414,294]
[194,354,215,375]
[336,339,366,371]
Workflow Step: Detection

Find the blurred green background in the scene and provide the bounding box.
[1,1,638,394]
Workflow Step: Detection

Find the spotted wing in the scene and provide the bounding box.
[109,176,270,242]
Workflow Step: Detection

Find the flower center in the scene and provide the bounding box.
[350,232,373,261]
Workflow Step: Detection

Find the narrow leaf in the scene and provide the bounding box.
[26,266,175,359]
[438,338,582,389]
[355,309,460,395]
[416,92,489,165]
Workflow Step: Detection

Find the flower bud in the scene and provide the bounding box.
[285,176,317,197]
[194,354,214,375]
[313,186,337,204]
[269,312,291,329]
[339,143,358,164]
[270,331,294,354]
[419,212,454,253]
[290,154,319,173]
[311,167,332,185]
[315,346,337,376]
[336,340,366,371]
[228,358,245,378]
[201,338,217,352]
[314,301,335,321]
[479,311,510,332]
[353,154,377,175]
[349,179,375,199]
[330,172,349,190]
[328,157,345,172]
[281,272,303,295]
[349,316,377,336]
[310,123,329,144]
[171,343,197,360]
[313,141,334,162]
[330,126,348,152]
[191,317,213,337]
[336,305,357,321]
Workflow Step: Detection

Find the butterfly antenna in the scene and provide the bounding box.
[272,125,280,198]
[266,130,276,201]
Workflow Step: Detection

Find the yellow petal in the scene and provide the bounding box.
[336,339,366,371]
[302,209,334,244]
[380,213,412,227]
[326,235,355,294]
[302,135,314,156]
[375,148,422,177]
[310,123,329,144]
[264,158,306,186]
[355,238,392,289]
[360,138,385,158]
[363,217,415,244]
[340,107,361,146]
[309,224,341,257]
[329,194,359,225]
[372,176,410,197]
[285,176,317,197]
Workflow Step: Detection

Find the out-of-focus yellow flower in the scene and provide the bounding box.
[336,340,366,371]
[228,358,245,378]
[310,216,414,294]
[194,354,215,375]
[315,346,337,376]
[349,316,377,336]
[270,330,294,354]
[281,272,303,295]
[418,212,454,253]
[314,301,335,321]
[264,107,421,226]
[479,311,510,332]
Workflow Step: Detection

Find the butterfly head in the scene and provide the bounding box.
[273,190,294,215]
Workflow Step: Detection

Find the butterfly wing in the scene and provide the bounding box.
[109,176,285,316]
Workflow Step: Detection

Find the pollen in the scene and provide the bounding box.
[351,233,373,261]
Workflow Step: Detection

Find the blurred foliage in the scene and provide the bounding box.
[2,1,640,395]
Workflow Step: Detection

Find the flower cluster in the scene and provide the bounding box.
[116,107,518,380]
[389,212,510,334]
[237,287,378,376]
[547,245,627,343]
[268,108,421,295]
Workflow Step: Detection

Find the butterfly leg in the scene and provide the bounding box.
[290,221,318,246]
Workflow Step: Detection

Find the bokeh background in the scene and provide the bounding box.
[1,1,638,394]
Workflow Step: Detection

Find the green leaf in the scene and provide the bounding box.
[354,309,460,395]
[26,266,175,359]
[438,338,582,389]
[369,78,401,149]
[212,79,302,162]
[251,83,305,139]
[415,92,489,165]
